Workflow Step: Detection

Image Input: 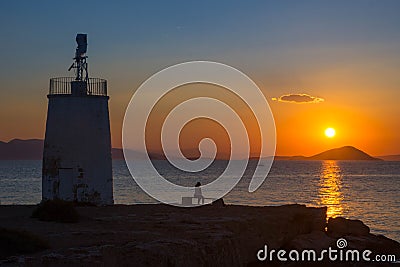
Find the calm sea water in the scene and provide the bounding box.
[0,160,399,241]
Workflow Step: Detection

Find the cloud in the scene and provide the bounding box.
[272,93,324,104]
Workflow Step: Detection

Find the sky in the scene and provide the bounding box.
[0,1,399,156]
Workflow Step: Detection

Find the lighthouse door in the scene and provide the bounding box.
[58,168,74,201]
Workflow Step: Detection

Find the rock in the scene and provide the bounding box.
[286,230,335,252]
[327,217,370,237]
[345,234,400,255]
[1,204,398,266]
[212,198,225,207]
[291,205,327,232]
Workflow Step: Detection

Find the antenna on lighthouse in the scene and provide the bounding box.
[44,34,113,205]
[68,34,89,81]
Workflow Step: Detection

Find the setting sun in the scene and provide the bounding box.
[325,128,336,138]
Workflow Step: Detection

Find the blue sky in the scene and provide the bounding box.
[1,1,399,79]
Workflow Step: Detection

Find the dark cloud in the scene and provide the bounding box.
[272,93,324,104]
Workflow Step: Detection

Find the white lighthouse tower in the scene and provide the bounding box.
[42,34,113,205]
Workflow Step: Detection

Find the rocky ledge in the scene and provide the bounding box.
[0,204,399,266]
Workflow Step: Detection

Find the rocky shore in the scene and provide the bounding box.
[0,204,399,266]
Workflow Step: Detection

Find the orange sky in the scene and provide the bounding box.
[140,79,399,157]
[1,73,398,157]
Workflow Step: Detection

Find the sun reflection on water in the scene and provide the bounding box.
[318,160,346,218]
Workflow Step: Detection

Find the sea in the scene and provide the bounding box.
[0,159,399,242]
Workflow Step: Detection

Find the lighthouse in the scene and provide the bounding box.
[42,34,113,205]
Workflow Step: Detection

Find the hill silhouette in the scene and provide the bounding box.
[0,139,388,161]
[307,146,380,160]
[376,154,400,161]
[0,139,124,160]
[274,146,381,161]
[0,139,44,160]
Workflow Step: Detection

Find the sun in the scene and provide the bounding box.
[325,127,336,138]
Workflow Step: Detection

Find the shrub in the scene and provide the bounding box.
[0,228,49,259]
[31,199,80,223]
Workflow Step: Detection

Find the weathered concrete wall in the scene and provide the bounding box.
[42,93,113,205]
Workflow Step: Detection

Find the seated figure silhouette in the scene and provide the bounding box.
[194,182,205,204]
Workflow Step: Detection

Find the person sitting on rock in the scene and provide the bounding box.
[194,182,204,204]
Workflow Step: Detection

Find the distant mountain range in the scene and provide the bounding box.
[376,154,400,161]
[0,139,44,160]
[0,139,397,161]
[0,139,126,160]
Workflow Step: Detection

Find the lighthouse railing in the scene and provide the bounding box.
[49,77,107,96]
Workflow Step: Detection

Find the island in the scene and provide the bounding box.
[274,146,382,161]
